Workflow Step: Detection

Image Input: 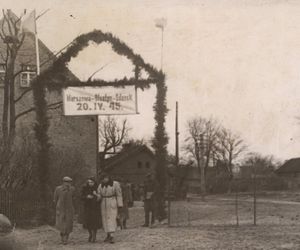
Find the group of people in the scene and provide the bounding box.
[53,172,159,245]
[53,173,133,245]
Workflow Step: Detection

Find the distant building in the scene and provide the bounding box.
[167,160,230,194]
[103,144,156,184]
[276,158,300,189]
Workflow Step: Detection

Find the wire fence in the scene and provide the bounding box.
[0,189,54,226]
[168,191,300,228]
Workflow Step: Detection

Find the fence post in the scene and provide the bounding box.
[235,179,239,227]
[252,167,257,226]
[167,176,171,226]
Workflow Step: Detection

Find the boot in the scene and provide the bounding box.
[88,231,92,242]
[109,235,114,244]
[104,234,110,242]
[62,235,68,245]
[60,233,64,244]
[92,230,97,243]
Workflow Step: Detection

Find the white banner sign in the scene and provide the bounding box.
[62,86,138,116]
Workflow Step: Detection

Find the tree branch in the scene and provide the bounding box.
[14,87,32,103]
[14,101,62,122]
[87,62,110,82]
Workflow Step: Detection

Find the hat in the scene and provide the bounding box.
[87,177,96,182]
[100,172,109,178]
[63,176,72,182]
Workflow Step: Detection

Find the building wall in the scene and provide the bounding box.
[0,31,97,175]
[279,173,300,189]
[109,151,156,185]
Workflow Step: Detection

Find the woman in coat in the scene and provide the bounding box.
[97,173,123,244]
[81,177,101,243]
[53,176,75,245]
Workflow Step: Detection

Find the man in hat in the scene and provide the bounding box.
[142,173,159,227]
[53,176,75,245]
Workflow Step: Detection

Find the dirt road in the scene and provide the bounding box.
[11,194,300,250]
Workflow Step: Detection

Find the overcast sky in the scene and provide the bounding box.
[4,0,300,161]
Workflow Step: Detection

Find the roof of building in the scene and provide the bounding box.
[103,144,155,171]
[0,11,78,82]
[276,158,300,174]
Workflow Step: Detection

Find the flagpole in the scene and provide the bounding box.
[34,10,40,75]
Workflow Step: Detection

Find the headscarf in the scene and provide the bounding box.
[101,173,113,188]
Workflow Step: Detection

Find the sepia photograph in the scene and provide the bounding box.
[0,0,300,249]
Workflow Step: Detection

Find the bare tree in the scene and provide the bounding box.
[215,127,247,191]
[0,10,25,164]
[185,117,219,200]
[0,10,62,172]
[203,118,220,175]
[242,152,279,176]
[98,116,131,172]
[0,126,37,190]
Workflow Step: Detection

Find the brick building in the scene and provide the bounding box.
[0,12,97,180]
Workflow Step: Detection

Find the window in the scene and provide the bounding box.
[146,162,150,169]
[20,65,36,88]
[137,161,142,169]
[0,64,5,87]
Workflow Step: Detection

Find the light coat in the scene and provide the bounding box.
[97,181,123,233]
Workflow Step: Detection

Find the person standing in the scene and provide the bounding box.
[53,176,75,245]
[81,177,101,243]
[126,180,134,208]
[142,173,159,227]
[97,173,123,244]
[118,178,131,229]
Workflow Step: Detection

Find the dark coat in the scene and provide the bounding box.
[144,178,159,200]
[81,184,102,230]
[118,183,131,220]
[54,185,75,234]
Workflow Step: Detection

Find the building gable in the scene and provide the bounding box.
[276,158,300,174]
[104,146,156,184]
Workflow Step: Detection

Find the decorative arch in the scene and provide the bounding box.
[32,30,168,220]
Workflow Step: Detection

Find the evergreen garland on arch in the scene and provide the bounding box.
[31,30,168,222]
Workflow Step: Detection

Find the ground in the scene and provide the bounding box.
[7,192,300,249]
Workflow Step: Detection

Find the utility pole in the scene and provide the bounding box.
[175,101,179,169]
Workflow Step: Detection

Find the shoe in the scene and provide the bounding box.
[142,224,149,227]
[109,237,115,244]
[62,236,68,245]
[104,236,110,242]
[91,232,96,243]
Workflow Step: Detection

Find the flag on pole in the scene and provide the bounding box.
[21,10,40,75]
[155,18,167,29]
